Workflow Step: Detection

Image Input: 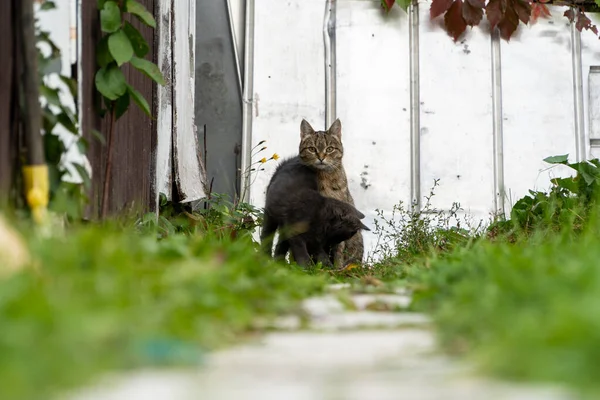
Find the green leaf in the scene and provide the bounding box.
[127,84,151,117]
[91,129,106,145]
[124,0,157,28]
[77,137,89,154]
[72,163,92,189]
[108,29,134,66]
[543,154,569,165]
[551,177,578,194]
[44,133,65,164]
[396,0,411,12]
[42,107,58,134]
[48,163,64,194]
[130,57,165,86]
[123,21,149,57]
[40,85,61,107]
[40,1,57,11]
[596,0,600,7]
[100,1,122,33]
[115,91,131,120]
[57,111,78,135]
[59,75,78,99]
[96,36,115,68]
[580,170,596,186]
[95,64,127,100]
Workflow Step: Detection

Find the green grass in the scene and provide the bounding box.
[403,214,600,396]
[0,221,325,400]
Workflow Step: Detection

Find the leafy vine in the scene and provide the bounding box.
[36,0,90,220]
[381,0,600,42]
[95,0,165,218]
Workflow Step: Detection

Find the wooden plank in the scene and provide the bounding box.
[172,0,206,203]
[155,0,173,204]
[0,0,17,204]
[81,0,157,217]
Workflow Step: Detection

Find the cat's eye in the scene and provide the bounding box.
[326,147,334,153]
[308,147,317,153]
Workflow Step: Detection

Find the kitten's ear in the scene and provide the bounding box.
[300,119,315,138]
[354,209,365,219]
[359,221,370,231]
[328,119,342,139]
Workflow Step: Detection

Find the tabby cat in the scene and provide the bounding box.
[261,156,369,267]
[298,118,364,267]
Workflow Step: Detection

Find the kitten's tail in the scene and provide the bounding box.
[260,212,278,258]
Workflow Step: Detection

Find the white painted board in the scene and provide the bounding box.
[419,0,494,225]
[249,0,326,207]
[501,7,576,208]
[336,0,411,260]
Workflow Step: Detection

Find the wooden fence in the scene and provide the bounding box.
[0,0,160,217]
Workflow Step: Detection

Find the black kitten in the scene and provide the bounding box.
[261,156,369,267]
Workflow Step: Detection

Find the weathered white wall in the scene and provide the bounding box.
[501,7,577,208]
[336,2,411,257]
[248,0,600,260]
[249,0,325,204]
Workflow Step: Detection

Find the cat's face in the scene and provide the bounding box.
[299,119,344,171]
[326,201,369,243]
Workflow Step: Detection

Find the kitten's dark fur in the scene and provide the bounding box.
[261,156,369,267]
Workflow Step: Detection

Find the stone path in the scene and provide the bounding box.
[68,285,575,400]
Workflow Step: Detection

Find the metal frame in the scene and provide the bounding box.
[491,27,505,217]
[571,13,586,162]
[226,0,243,96]
[240,0,255,202]
[409,1,420,211]
[324,0,336,128]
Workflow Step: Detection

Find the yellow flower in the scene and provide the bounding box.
[271,153,279,160]
[259,157,267,163]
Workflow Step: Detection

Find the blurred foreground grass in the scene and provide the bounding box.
[403,212,600,397]
[0,220,324,400]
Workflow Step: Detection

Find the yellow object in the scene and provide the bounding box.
[22,164,49,225]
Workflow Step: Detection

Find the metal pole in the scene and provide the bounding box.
[240,0,255,202]
[491,28,505,217]
[409,1,420,211]
[571,12,586,162]
[226,0,243,97]
[323,0,336,128]
[19,0,49,224]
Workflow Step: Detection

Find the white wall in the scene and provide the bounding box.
[248,0,599,260]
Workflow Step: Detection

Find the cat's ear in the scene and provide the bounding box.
[328,119,342,139]
[300,119,315,138]
[354,209,365,219]
[359,221,370,231]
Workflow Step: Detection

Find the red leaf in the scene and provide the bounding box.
[513,0,531,25]
[486,0,507,29]
[431,0,454,19]
[444,0,468,41]
[531,4,551,24]
[563,8,575,23]
[467,0,485,7]
[497,2,520,40]
[576,11,592,32]
[381,0,396,11]
[463,0,483,26]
